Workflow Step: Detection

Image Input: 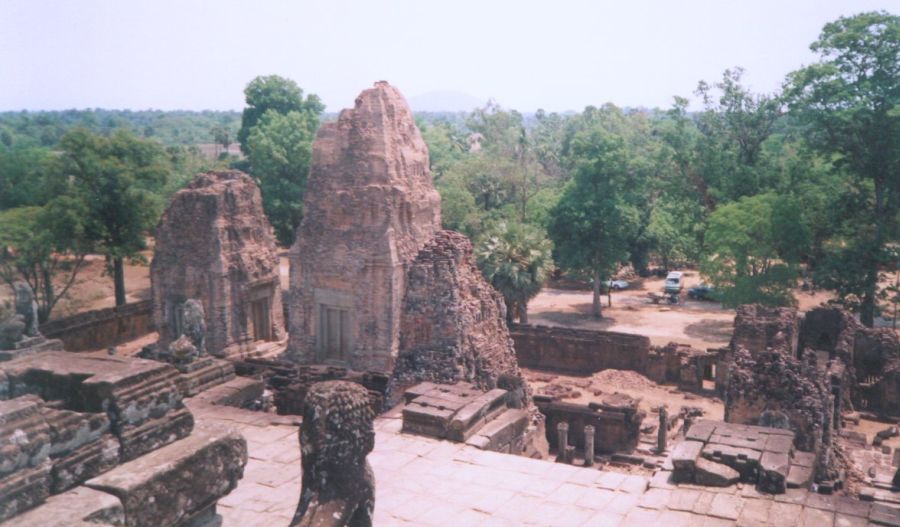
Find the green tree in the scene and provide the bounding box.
[237,75,323,154]
[701,193,809,306]
[786,11,900,326]
[210,123,232,155]
[476,223,554,324]
[0,146,55,209]
[548,122,639,317]
[58,129,170,306]
[245,110,319,245]
[0,201,90,322]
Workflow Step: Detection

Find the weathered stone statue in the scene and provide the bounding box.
[291,381,375,527]
[14,281,39,337]
[0,313,26,350]
[181,299,206,355]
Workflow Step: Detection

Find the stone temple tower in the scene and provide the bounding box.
[151,170,285,358]
[288,81,442,371]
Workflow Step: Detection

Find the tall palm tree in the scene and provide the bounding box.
[476,222,554,324]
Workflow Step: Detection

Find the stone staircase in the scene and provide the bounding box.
[401,381,531,455]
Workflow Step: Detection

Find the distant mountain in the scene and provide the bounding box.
[408,91,485,113]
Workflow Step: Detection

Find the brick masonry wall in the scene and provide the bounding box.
[41,300,154,351]
[510,324,650,374]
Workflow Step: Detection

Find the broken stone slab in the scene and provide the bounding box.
[701,442,762,481]
[670,440,704,482]
[759,451,790,494]
[3,485,125,526]
[694,457,740,487]
[787,464,814,489]
[85,427,247,527]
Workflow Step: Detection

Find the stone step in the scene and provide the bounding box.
[2,485,124,527]
[84,426,247,527]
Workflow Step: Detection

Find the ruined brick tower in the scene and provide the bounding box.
[151,170,285,358]
[288,82,442,371]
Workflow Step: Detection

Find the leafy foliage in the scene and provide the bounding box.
[476,223,554,323]
[0,203,90,321]
[786,11,900,325]
[701,194,809,306]
[57,129,171,305]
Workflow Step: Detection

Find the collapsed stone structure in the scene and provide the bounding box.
[287,82,530,410]
[0,351,246,525]
[151,170,285,359]
[392,231,527,400]
[719,303,900,491]
[290,381,375,527]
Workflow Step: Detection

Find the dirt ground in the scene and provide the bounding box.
[528,271,736,349]
[528,271,844,349]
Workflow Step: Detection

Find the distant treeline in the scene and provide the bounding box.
[0,109,242,147]
[0,108,579,150]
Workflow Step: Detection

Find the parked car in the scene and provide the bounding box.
[603,279,630,291]
[664,271,684,294]
[688,283,716,300]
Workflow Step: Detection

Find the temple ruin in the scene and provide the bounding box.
[151,170,285,359]
[287,81,441,372]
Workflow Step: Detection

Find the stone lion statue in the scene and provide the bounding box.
[290,381,375,527]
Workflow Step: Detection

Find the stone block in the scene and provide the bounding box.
[870,503,900,527]
[764,434,794,455]
[786,464,814,489]
[670,440,703,483]
[86,427,247,527]
[759,451,790,493]
[685,420,716,442]
[694,458,739,487]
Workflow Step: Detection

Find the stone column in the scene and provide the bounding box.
[658,407,668,453]
[556,422,569,463]
[584,425,595,467]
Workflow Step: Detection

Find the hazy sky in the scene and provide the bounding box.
[1,0,896,113]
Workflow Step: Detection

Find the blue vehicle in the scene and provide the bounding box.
[688,283,716,300]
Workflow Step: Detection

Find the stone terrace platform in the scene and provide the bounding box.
[187,399,898,527]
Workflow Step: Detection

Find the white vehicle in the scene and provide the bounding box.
[664,271,684,294]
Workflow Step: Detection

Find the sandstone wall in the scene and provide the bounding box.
[392,231,525,400]
[510,325,651,374]
[41,300,154,352]
[724,348,831,454]
[151,170,284,357]
[288,82,441,371]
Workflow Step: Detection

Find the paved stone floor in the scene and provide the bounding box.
[188,400,897,526]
